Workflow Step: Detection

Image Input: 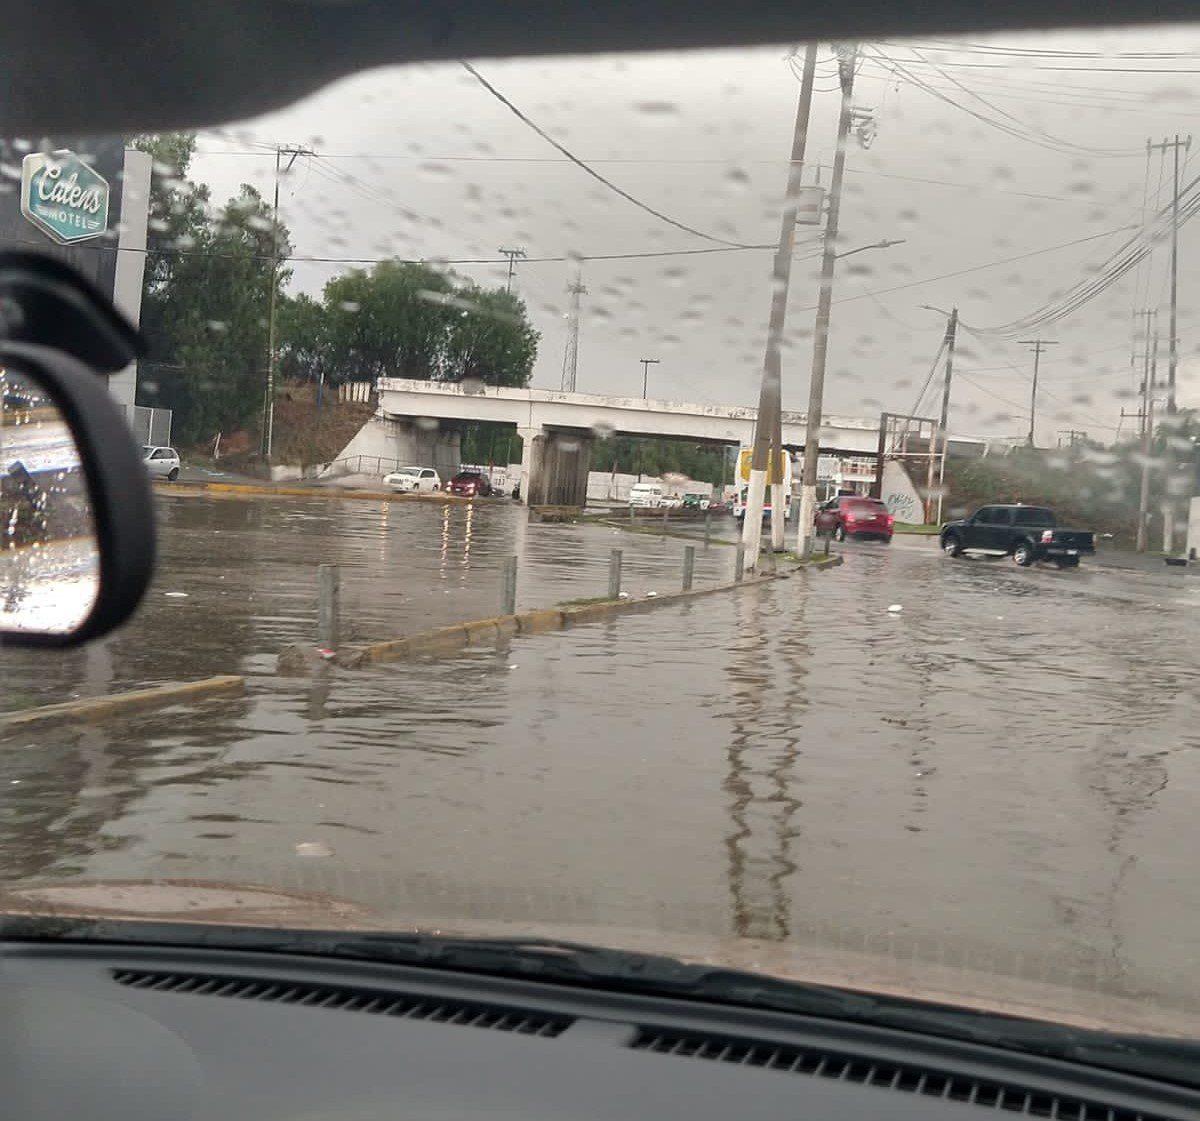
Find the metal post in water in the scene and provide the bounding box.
[704,509,712,543]
[734,543,746,583]
[682,545,695,591]
[630,503,636,523]
[318,564,340,649]
[608,549,623,599]
[662,504,669,529]
[501,556,518,615]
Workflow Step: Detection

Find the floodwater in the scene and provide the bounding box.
[5,501,1200,1022]
[1,493,734,710]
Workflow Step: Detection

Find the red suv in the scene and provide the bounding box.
[447,471,494,498]
[814,495,895,543]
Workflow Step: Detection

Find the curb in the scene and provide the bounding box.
[794,553,844,570]
[0,675,245,731]
[156,480,480,505]
[337,573,777,667]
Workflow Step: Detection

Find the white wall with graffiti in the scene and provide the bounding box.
[881,459,924,524]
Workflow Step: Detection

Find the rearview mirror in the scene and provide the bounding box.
[0,344,154,646]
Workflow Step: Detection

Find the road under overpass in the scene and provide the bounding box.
[334,379,883,505]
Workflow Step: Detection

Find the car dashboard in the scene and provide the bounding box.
[4,939,1199,1120]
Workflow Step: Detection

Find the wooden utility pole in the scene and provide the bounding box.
[796,41,858,557]
[1136,317,1160,552]
[742,43,819,566]
[1147,136,1191,415]
[262,144,312,461]
[925,308,958,524]
[1019,338,1057,447]
[498,247,527,293]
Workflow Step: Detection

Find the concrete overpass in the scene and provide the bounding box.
[336,378,882,505]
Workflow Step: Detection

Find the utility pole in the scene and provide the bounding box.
[742,42,818,565]
[1018,338,1057,447]
[262,144,313,461]
[498,246,526,294]
[560,270,587,392]
[922,307,958,524]
[640,358,660,399]
[1136,317,1159,552]
[796,42,858,557]
[1147,135,1190,415]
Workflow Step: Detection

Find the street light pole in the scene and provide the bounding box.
[742,42,818,566]
[796,44,856,557]
[640,357,660,399]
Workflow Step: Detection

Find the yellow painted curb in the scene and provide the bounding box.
[156,480,477,505]
[0,675,245,730]
[328,573,783,670]
[517,608,566,634]
[562,602,619,625]
[462,618,500,645]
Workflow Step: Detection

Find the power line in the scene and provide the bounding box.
[867,46,1142,158]
[459,61,767,250]
[801,224,1134,312]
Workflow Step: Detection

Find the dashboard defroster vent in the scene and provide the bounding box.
[112,969,572,1037]
[630,1027,1175,1120]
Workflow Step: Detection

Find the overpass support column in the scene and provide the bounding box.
[517,426,545,506]
[541,431,593,507]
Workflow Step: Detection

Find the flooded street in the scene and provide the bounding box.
[2,493,735,710]
[4,503,1200,1015]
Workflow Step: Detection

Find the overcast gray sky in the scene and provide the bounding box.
[192,25,1200,445]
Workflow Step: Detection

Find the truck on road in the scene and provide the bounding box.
[940,504,1095,568]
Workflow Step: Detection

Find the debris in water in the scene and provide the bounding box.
[887,604,903,613]
[294,841,332,858]
[164,591,188,598]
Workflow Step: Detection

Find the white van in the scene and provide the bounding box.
[628,482,664,508]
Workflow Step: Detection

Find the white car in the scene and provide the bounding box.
[143,445,180,481]
[384,466,441,493]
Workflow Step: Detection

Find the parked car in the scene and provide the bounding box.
[940,504,1095,568]
[446,470,494,498]
[383,466,441,493]
[681,493,710,510]
[662,495,684,509]
[814,495,894,542]
[142,445,181,481]
[628,482,664,508]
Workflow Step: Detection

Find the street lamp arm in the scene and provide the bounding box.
[834,238,906,261]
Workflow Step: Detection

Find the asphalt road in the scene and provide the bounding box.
[3,514,1200,1026]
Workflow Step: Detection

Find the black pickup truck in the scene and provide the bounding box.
[940,504,1095,568]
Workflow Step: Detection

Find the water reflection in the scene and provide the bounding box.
[722,586,809,943]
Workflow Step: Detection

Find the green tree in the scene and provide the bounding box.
[319,261,455,382]
[441,286,539,387]
[284,260,539,388]
[134,133,292,444]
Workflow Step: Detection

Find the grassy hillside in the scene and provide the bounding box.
[185,382,375,470]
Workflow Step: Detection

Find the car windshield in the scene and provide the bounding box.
[8,20,1200,1056]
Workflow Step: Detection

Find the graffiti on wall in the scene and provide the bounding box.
[884,491,920,522]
